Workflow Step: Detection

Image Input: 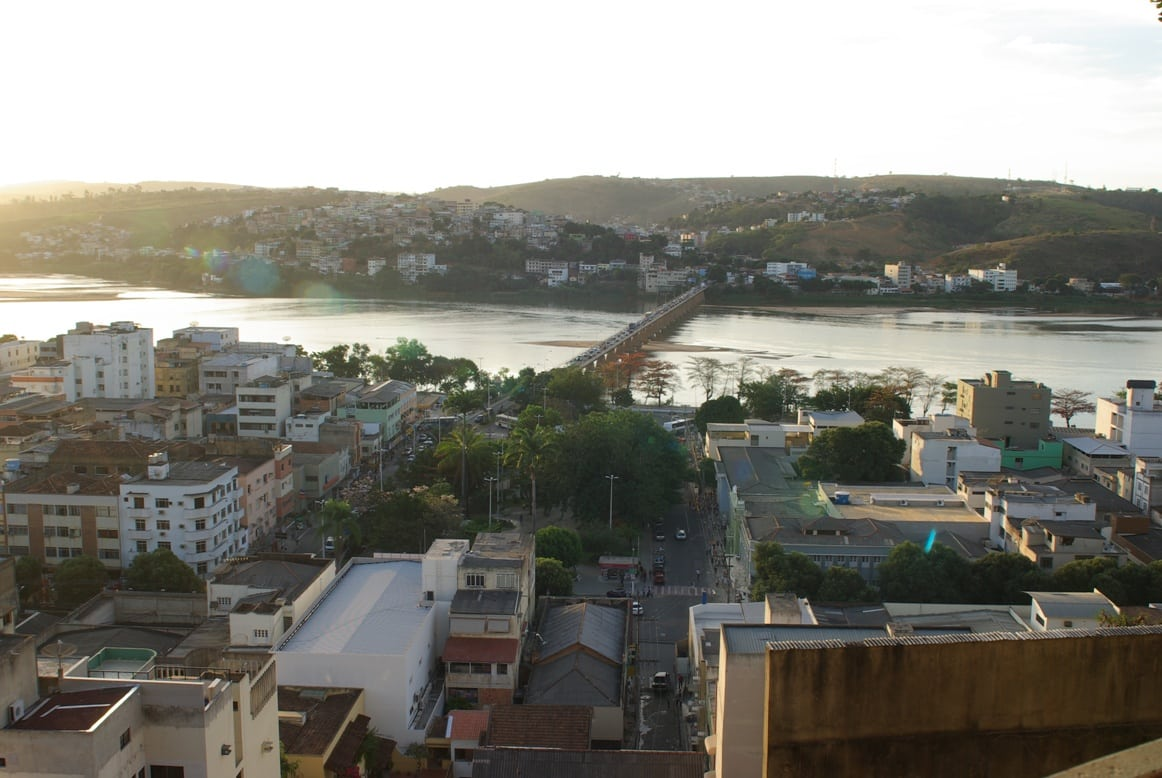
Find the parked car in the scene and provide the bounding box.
[652,569,666,585]
[675,529,688,540]
[654,526,666,541]
[324,536,335,554]
[651,671,671,692]
[606,588,628,598]
[632,601,645,616]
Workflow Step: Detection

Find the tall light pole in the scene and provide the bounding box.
[485,477,497,530]
[605,474,619,531]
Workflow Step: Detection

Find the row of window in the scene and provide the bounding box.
[464,573,517,588]
[448,662,508,675]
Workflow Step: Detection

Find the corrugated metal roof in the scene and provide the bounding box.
[471,747,705,778]
[525,652,621,707]
[539,602,624,663]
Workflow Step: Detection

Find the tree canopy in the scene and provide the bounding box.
[752,542,824,599]
[358,484,461,553]
[796,422,906,482]
[125,549,205,593]
[54,555,109,609]
[876,542,972,603]
[535,525,583,569]
[536,557,574,597]
[694,395,746,433]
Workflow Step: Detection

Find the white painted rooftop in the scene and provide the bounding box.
[278,558,426,656]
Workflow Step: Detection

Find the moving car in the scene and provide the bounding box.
[654,526,666,541]
[675,529,688,540]
[632,601,645,616]
[606,588,628,598]
[652,569,666,585]
[324,536,335,554]
[651,671,671,692]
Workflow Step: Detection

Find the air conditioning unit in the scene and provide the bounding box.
[159,531,167,537]
[899,500,908,506]
[8,700,25,724]
[936,500,945,507]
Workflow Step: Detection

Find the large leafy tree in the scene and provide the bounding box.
[796,422,906,482]
[310,343,370,379]
[965,553,1046,604]
[546,367,606,419]
[636,359,680,406]
[359,484,461,553]
[435,423,495,507]
[535,557,574,596]
[506,424,559,532]
[545,409,688,529]
[15,556,43,608]
[741,369,808,421]
[876,542,971,603]
[317,499,361,561]
[54,555,109,609]
[535,525,583,569]
[751,542,824,599]
[693,395,745,434]
[381,337,434,386]
[125,549,205,593]
[817,565,877,602]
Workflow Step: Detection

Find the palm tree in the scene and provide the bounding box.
[506,425,557,533]
[434,421,492,509]
[317,499,361,562]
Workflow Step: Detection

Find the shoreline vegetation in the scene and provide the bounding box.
[4,266,1162,318]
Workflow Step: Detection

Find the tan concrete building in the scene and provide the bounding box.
[956,369,1051,449]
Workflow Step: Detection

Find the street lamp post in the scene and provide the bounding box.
[605,474,619,531]
[485,477,497,530]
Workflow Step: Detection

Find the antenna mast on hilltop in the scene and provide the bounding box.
[832,158,838,193]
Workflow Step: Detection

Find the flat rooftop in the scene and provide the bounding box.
[12,686,136,731]
[277,558,426,656]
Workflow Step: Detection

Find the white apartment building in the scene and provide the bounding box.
[1096,380,1162,458]
[119,454,247,577]
[1133,456,1162,514]
[8,359,91,401]
[236,376,293,439]
[985,481,1097,551]
[171,326,240,352]
[62,321,156,399]
[199,352,281,395]
[397,253,447,284]
[969,263,1019,291]
[910,428,1001,488]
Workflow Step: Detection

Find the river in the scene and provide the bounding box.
[2,274,1160,421]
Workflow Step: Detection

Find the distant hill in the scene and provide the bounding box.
[431,174,1072,225]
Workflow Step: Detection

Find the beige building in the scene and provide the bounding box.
[956,369,1051,449]
[1,472,124,571]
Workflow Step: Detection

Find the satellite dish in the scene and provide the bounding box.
[41,641,77,658]
[282,335,291,342]
[189,321,198,327]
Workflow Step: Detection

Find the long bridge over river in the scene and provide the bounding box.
[565,284,707,371]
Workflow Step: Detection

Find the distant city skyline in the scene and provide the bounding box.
[2,0,1160,194]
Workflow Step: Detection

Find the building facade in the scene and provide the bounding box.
[956,370,1051,449]
[61,321,156,399]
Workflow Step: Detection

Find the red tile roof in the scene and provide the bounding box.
[442,636,520,664]
[12,686,136,731]
[486,704,592,750]
[448,709,490,741]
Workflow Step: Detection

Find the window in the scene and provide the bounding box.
[471,662,491,674]
[496,573,516,589]
[150,767,186,778]
[155,498,171,508]
[99,549,120,560]
[195,519,206,531]
[1063,620,1074,628]
[135,540,148,553]
[195,541,207,553]
[157,520,170,530]
[253,628,269,639]
[157,542,171,551]
[496,663,508,675]
[449,662,470,674]
[465,573,485,588]
[135,519,147,531]
[193,496,205,509]
[97,528,119,539]
[120,727,131,749]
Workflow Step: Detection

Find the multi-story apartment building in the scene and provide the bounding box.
[8,360,89,401]
[236,376,293,439]
[0,339,41,376]
[0,472,123,570]
[397,253,447,284]
[884,262,914,289]
[1096,380,1162,458]
[154,336,211,398]
[219,455,280,546]
[119,453,246,577]
[347,379,415,445]
[199,352,281,395]
[171,326,240,352]
[61,321,156,399]
[956,369,1051,449]
[984,480,1097,551]
[909,427,1001,488]
[969,263,1019,291]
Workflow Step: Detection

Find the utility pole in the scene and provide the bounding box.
[605,473,619,531]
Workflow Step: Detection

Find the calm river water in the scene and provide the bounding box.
[1,275,1159,421]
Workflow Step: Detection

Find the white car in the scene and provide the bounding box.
[675,529,688,540]
[632,601,645,616]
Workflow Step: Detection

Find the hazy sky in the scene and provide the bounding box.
[3,1,1159,193]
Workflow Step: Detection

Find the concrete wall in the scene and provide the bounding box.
[764,628,1162,777]
[717,648,766,778]
[113,591,208,625]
